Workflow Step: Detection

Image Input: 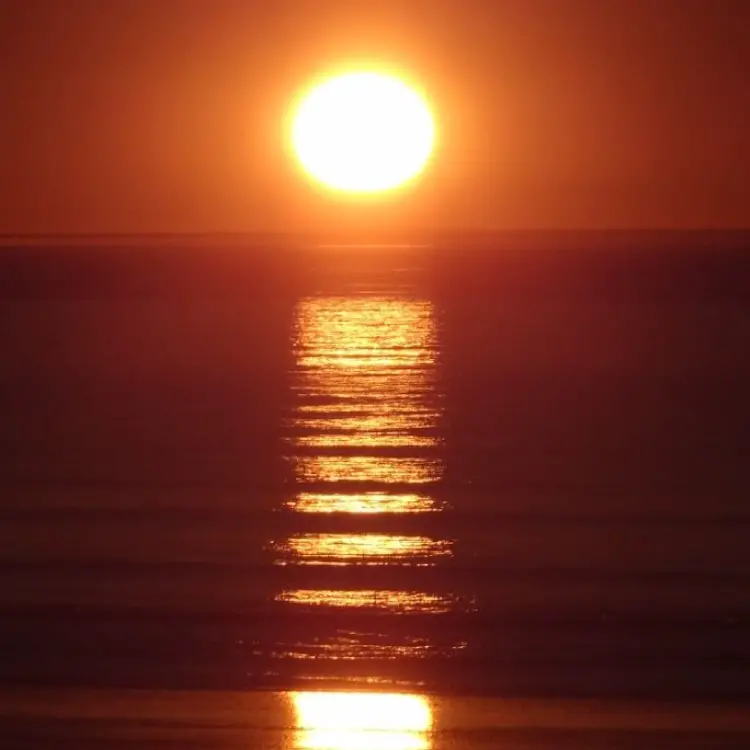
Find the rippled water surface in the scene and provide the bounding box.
[1,235,749,745]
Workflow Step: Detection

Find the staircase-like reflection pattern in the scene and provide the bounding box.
[273,295,464,678]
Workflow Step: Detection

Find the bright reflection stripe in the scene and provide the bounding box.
[294,455,442,484]
[285,492,438,514]
[273,533,452,565]
[293,434,439,448]
[290,691,432,750]
[276,589,456,614]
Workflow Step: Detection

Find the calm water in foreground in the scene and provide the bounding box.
[0,232,749,746]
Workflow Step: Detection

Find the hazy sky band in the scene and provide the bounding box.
[1,0,747,232]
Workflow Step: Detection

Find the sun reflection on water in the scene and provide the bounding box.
[290,296,441,476]
[275,632,458,661]
[274,293,457,676]
[293,456,442,485]
[276,589,456,614]
[285,492,439,514]
[294,433,438,449]
[290,691,432,750]
[273,533,452,566]
[295,296,436,367]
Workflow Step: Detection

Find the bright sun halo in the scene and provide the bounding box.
[291,71,435,193]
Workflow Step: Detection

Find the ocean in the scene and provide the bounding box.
[0,231,748,747]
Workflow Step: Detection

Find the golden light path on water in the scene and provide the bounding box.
[295,433,438,449]
[275,294,457,668]
[280,637,441,661]
[294,297,436,370]
[285,492,437,514]
[290,691,432,750]
[288,295,442,505]
[293,456,442,485]
[275,589,456,614]
[273,533,452,566]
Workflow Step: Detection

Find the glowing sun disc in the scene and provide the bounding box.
[291,72,435,193]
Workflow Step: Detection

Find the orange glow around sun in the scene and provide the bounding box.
[290,71,435,193]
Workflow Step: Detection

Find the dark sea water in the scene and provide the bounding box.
[1,231,749,747]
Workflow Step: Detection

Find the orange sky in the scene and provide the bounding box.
[1,0,748,233]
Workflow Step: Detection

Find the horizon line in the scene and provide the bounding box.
[1,227,748,240]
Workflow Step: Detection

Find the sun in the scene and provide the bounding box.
[290,71,435,194]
